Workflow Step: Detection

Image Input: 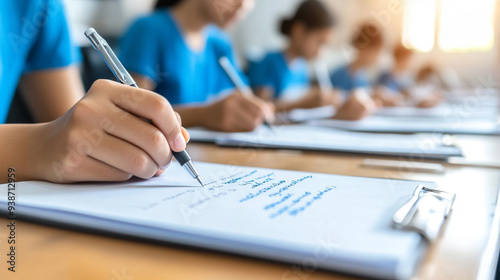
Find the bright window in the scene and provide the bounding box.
[403,0,496,52]
[439,0,495,52]
[403,0,437,52]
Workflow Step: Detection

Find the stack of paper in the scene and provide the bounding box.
[308,116,500,135]
[374,105,498,119]
[188,125,463,159]
[285,104,498,123]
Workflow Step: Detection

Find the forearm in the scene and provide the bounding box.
[174,105,208,128]
[274,88,320,112]
[274,100,298,113]
[19,66,84,122]
[274,97,314,113]
[0,124,45,183]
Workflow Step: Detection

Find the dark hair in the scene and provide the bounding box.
[393,43,413,60]
[280,0,336,37]
[351,22,383,49]
[155,0,183,9]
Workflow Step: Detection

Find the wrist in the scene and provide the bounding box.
[30,121,59,182]
[0,123,47,183]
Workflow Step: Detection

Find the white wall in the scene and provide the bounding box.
[228,0,302,57]
[63,0,155,45]
[63,0,500,86]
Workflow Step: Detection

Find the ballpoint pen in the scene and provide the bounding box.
[315,62,334,93]
[84,28,204,187]
[219,56,274,131]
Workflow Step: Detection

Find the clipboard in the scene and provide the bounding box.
[393,185,456,241]
[0,162,436,279]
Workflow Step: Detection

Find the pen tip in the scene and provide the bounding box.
[196,177,204,187]
[266,123,274,133]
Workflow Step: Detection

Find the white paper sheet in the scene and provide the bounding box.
[0,162,431,279]
[188,125,463,159]
[374,105,498,119]
[287,106,337,122]
[308,116,500,135]
[285,104,498,122]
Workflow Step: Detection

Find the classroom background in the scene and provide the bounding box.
[63,0,500,88]
[2,1,500,279]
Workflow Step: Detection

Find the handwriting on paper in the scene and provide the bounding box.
[153,169,336,219]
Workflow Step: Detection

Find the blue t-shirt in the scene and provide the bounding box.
[0,0,79,123]
[330,65,370,93]
[377,71,398,92]
[377,71,414,93]
[246,51,309,100]
[119,10,243,105]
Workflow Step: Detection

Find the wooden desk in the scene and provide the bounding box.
[1,135,500,280]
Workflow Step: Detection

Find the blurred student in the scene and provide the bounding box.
[376,45,442,108]
[328,22,381,119]
[330,23,383,93]
[120,0,274,132]
[375,44,413,106]
[1,0,187,184]
[406,64,444,108]
[247,0,338,109]
[247,0,373,120]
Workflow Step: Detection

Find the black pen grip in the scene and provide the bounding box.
[173,151,191,166]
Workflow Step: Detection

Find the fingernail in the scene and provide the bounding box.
[173,133,186,151]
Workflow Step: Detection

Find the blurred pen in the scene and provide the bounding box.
[315,61,334,93]
[361,159,445,173]
[85,27,204,187]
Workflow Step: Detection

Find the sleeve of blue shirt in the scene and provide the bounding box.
[23,0,80,73]
[330,66,352,92]
[120,17,161,83]
[377,72,398,91]
[330,65,370,92]
[247,56,272,89]
[353,71,370,89]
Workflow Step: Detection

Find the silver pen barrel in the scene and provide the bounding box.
[84,28,137,87]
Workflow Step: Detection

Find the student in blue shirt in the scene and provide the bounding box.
[120,0,274,132]
[247,0,376,120]
[376,44,443,107]
[1,0,188,184]
[247,0,341,111]
[330,23,383,93]
[378,45,415,93]
[247,51,312,106]
[375,44,413,106]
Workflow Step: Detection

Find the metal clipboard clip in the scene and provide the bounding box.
[393,185,456,241]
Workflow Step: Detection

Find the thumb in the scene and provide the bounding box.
[181,127,190,143]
